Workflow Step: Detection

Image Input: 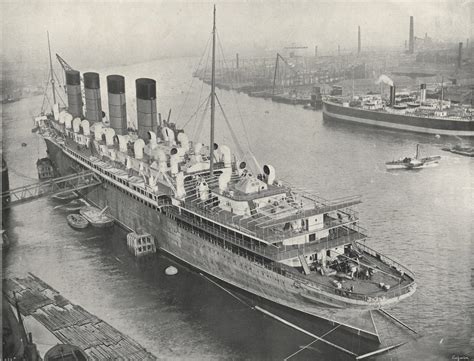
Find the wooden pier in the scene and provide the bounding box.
[3,273,156,360]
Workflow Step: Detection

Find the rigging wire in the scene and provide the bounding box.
[176,33,212,127]
[194,96,211,143]
[191,39,213,140]
[283,324,342,360]
[215,30,255,156]
[182,94,211,130]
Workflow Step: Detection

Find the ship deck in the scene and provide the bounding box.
[304,249,414,299]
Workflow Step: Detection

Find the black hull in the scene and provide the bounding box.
[323,101,474,136]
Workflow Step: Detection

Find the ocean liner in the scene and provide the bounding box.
[323,83,474,136]
[35,8,416,342]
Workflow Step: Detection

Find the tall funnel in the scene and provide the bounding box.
[136,78,157,140]
[107,75,127,135]
[390,85,396,106]
[409,16,414,54]
[83,72,102,123]
[65,70,83,118]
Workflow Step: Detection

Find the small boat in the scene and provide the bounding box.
[442,145,474,157]
[63,198,88,212]
[52,191,79,202]
[67,214,89,229]
[44,344,88,361]
[79,206,114,228]
[386,144,441,170]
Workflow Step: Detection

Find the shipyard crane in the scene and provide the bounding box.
[272,53,300,96]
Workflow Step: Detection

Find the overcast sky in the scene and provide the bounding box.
[1,0,472,68]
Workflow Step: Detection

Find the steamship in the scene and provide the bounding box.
[36,10,416,343]
[323,83,474,136]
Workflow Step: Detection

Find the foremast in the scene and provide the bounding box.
[209,5,217,176]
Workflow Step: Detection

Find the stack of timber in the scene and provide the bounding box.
[3,273,156,360]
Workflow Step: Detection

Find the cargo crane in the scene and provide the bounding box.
[272,53,300,96]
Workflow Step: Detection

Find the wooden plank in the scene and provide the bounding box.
[4,274,157,360]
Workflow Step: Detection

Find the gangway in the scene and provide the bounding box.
[1,171,101,209]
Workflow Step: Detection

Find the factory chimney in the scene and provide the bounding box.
[314,45,318,57]
[65,70,83,118]
[83,72,102,123]
[136,78,157,140]
[236,53,239,69]
[409,16,414,54]
[458,42,463,69]
[107,75,127,135]
[358,26,361,54]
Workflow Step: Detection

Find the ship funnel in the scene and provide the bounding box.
[389,85,396,106]
[83,72,102,123]
[107,75,128,135]
[263,164,276,185]
[136,78,157,140]
[420,84,426,102]
[65,70,83,118]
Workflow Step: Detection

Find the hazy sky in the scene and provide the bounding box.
[1,0,472,68]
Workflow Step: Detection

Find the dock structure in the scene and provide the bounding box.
[1,171,101,209]
[3,273,156,360]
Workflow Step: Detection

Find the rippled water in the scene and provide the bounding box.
[2,57,473,360]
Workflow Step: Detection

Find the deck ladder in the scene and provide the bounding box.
[298,254,311,275]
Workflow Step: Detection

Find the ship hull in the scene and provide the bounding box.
[323,100,474,137]
[44,137,416,342]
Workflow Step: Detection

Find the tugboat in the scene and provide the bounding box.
[386,144,441,170]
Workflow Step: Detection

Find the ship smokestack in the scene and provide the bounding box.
[420,84,426,103]
[107,75,128,135]
[83,72,102,123]
[358,26,361,54]
[390,85,396,106]
[135,78,157,140]
[458,42,463,69]
[408,16,414,54]
[65,70,83,118]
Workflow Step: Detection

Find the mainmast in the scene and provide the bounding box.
[209,5,217,176]
[47,31,57,106]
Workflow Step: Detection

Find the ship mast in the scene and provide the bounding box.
[47,31,57,107]
[209,5,217,176]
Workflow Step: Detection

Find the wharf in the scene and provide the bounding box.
[3,273,156,360]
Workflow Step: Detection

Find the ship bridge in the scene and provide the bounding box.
[1,171,101,209]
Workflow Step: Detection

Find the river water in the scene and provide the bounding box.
[2,56,473,360]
